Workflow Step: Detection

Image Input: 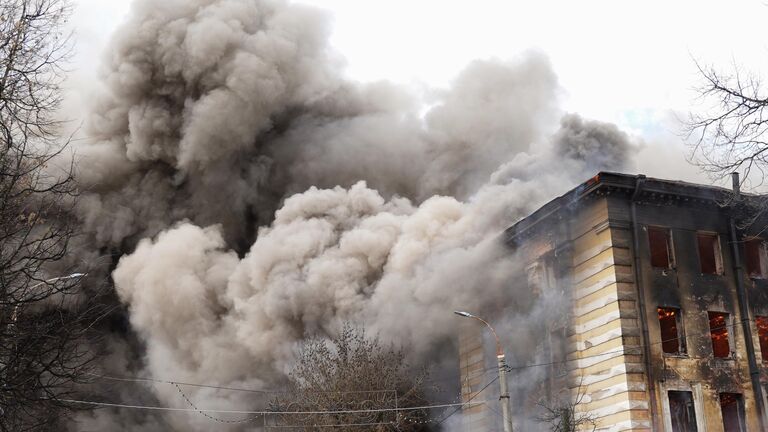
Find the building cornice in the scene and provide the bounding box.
[504,172,743,246]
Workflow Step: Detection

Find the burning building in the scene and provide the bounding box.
[460,172,768,431]
[63,1,707,430]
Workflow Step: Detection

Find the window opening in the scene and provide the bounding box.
[756,316,768,363]
[719,393,746,432]
[668,390,698,432]
[549,327,567,378]
[658,307,686,355]
[708,312,731,358]
[649,227,673,268]
[744,238,767,278]
[697,232,723,275]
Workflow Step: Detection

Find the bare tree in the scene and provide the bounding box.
[269,324,435,431]
[684,60,768,233]
[687,61,768,184]
[536,378,597,432]
[0,1,101,430]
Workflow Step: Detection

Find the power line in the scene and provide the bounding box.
[87,372,393,395]
[79,349,630,398]
[500,316,757,373]
[172,383,262,424]
[86,372,270,394]
[59,398,485,415]
[265,421,396,428]
[484,401,510,428]
[435,375,499,427]
[76,315,759,428]
[506,348,629,372]
[85,317,756,401]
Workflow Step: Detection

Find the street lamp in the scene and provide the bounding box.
[2,272,87,412]
[14,273,88,321]
[454,310,513,432]
[30,273,87,288]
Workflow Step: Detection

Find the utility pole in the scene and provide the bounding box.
[454,311,513,432]
[497,352,513,432]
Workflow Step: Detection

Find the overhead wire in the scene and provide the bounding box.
[59,398,486,415]
[434,375,499,427]
[85,317,756,397]
[77,314,758,426]
[85,317,757,393]
[81,348,626,396]
[264,421,396,428]
[87,372,394,395]
[172,383,262,424]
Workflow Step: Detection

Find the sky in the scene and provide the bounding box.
[64,0,768,184]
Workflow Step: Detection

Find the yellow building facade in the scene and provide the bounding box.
[460,172,768,431]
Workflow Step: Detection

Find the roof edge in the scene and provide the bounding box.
[503,171,738,244]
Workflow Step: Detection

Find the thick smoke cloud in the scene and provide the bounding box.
[71,0,638,430]
[75,0,564,248]
[269,56,561,201]
[78,0,345,246]
[553,113,636,173]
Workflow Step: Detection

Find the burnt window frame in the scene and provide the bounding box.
[708,311,733,359]
[657,306,687,356]
[648,226,675,269]
[719,392,746,432]
[756,316,768,363]
[548,326,567,378]
[743,237,768,279]
[526,251,559,297]
[696,231,724,275]
[667,390,699,432]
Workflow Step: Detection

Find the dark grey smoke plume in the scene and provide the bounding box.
[553,113,635,173]
[70,0,638,430]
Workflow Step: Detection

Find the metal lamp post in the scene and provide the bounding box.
[2,273,87,394]
[454,311,513,432]
[10,273,87,321]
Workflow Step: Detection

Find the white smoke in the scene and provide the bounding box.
[70,0,638,430]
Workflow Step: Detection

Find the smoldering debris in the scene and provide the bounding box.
[69,0,638,430]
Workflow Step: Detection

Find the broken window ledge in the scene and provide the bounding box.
[712,356,736,361]
[662,353,689,358]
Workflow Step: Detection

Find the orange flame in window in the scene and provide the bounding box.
[658,308,677,319]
